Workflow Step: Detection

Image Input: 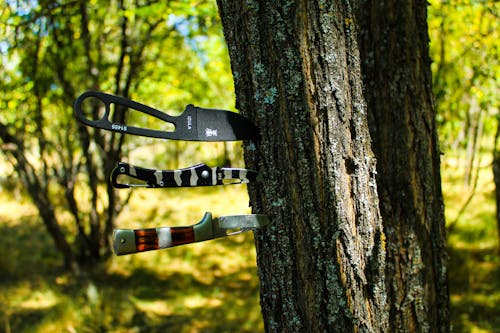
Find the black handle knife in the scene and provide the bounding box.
[111,162,258,188]
[74,91,260,141]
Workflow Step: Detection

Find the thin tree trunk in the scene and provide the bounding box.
[0,124,77,270]
[218,1,388,332]
[494,122,500,252]
[356,0,450,331]
[463,99,483,187]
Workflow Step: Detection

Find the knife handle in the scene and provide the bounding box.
[111,162,259,188]
[74,91,195,140]
[113,213,216,255]
[113,226,196,255]
[110,162,220,188]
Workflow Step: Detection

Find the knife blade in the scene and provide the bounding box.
[110,162,259,188]
[74,91,260,141]
[113,212,270,255]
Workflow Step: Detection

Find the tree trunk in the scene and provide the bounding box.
[494,122,500,252]
[355,0,450,331]
[218,1,388,332]
[0,124,77,270]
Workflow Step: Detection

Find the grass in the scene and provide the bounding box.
[0,185,263,333]
[441,153,500,333]
[0,153,499,332]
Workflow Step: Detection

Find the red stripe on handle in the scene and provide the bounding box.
[134,229,159,252]
[170,226,195,246]
[133,226,195,252]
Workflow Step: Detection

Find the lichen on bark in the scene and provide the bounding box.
[218,1,389,332]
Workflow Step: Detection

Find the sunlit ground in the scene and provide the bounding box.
[441,152,500,333]
[1,153,499,332]
[0,185,263,333]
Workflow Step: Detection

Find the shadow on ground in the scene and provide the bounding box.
[0,215,263,333]
[447,245,500,332]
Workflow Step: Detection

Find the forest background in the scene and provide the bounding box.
[0,0,498,332]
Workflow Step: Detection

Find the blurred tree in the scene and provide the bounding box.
[218,0,449,331]
[429,0,499,245]
[0,0,230,270]
[494,120,500,250]
[429,0,498,182]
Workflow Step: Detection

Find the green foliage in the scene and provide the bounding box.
[429,0,499,149]
[429,3,500,331]
[0,0,237,266]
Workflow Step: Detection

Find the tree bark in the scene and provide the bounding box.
[355,0,450,331]
[218,1,388,332]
